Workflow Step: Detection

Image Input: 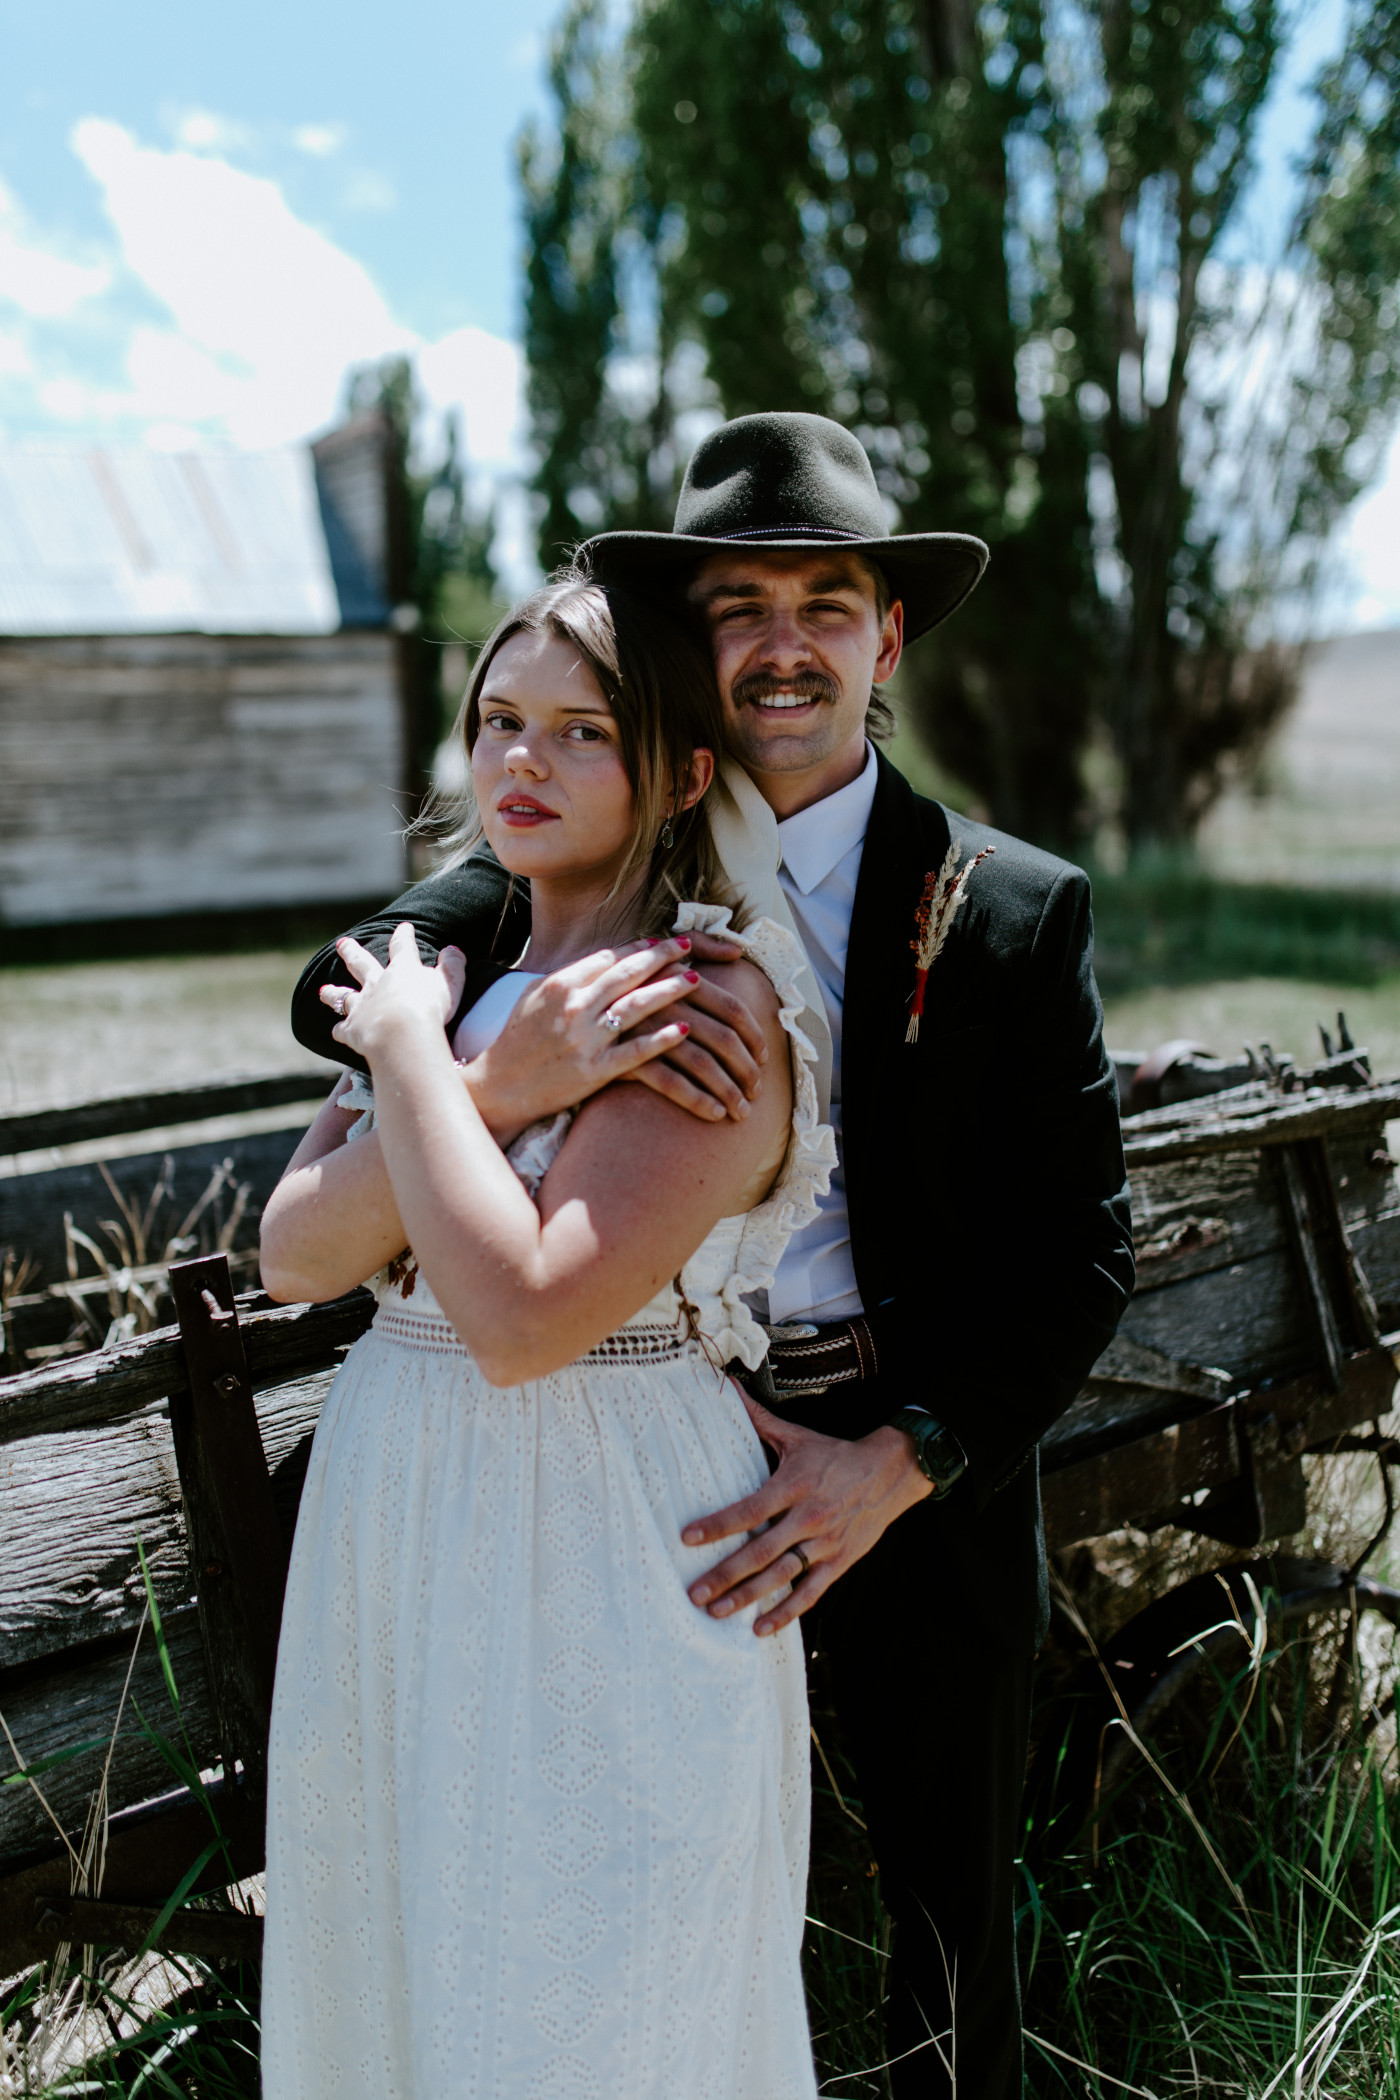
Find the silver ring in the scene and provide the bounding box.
[602,1011,624,1033]
[792,1543,811,1579]
[331,989,351,1016]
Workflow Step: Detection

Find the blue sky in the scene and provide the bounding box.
[0,0,1396,619]
[1,0,561,341]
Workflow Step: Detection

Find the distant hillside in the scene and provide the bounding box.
[1200,629,1400,890]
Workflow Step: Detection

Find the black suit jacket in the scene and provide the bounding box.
[291,752,1134,1649]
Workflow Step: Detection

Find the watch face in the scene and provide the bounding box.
[918,1421,962,1492]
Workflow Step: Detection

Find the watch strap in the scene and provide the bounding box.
[889,1408,968,1496]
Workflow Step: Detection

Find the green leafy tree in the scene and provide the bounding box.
[519,0,685,565]
[518,0,1400,854]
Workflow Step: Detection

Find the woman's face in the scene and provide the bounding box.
[471,630,637,890]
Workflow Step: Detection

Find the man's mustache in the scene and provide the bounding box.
[732,671,840,709]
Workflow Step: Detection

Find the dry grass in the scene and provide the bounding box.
[2,1155,256,1369]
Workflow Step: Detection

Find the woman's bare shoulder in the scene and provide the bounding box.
[540,955,791,1214]
[693,953,785,1026]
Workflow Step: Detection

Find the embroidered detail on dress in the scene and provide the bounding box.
[373,1296,689,1367]
[583,1323,689,1366]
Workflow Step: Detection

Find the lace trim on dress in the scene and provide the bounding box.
[374,1295,689,1367]
[341,1069,375,1140]
[668,903,837,1372]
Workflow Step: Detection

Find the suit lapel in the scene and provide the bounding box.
[842,752,950,1310]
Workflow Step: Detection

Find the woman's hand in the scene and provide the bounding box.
[464,933,771,1145]
[328,923,467,1065]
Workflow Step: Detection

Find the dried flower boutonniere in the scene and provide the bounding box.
[905,841,995,1043]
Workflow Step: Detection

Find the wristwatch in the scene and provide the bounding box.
[888,1408,968,1498]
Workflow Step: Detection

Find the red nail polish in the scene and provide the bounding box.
[684,969,700,984]
[676,936,691,950]
[645,937,662,946]
[678,1021,690,1036]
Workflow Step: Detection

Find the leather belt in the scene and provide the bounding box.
[741,1315,879,1404]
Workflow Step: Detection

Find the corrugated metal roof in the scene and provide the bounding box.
[0,445,344,636]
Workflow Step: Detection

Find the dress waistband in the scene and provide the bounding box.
[372,1298,691,1368]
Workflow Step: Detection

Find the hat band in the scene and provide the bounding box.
[684,522,878,545]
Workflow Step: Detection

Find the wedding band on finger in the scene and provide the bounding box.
[792,1543,811,1579]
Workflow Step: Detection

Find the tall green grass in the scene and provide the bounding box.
[9,1581,1400,2096]
[1090,867,1400,996]
[1020,1614,1400,2099]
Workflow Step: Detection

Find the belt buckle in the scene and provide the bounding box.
[764,1319,830,1401]
[755,1318,831,1402]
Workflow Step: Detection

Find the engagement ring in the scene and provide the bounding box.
[602,1012,623,1032]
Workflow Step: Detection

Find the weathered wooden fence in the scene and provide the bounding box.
[1,1071,329,1366]
[1,1265,372,1970]
[1,1068,1398,1971]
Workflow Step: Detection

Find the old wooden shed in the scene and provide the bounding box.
[0,415,414,935]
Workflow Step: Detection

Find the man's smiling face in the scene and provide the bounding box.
[688,548,903,817]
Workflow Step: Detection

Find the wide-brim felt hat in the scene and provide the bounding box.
[578,411,988,643]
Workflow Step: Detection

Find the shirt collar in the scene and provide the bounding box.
[776,742,879,897]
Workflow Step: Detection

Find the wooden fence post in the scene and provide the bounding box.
[168,1254,289,1792]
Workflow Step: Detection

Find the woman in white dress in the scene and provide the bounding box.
[258,574,836,2100]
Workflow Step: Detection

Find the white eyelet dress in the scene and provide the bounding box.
[261,906,838,2100]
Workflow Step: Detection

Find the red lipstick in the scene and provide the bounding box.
[496,792,560,827]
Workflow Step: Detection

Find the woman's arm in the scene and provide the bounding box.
[330,925,793,1385]
[259,1084,413,1304]
[290,851,767,1119]
[262,935,754,1302]
[289,851,527,1071]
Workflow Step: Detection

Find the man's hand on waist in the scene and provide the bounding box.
[681,1395,933,1637]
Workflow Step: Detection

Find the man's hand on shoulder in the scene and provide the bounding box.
[681,1399,933,1636]
[460,933,771,1146]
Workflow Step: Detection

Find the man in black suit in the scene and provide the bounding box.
[291,413,1134,2096]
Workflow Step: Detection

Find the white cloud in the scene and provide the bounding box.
[417,326,524,470]
[0,176,110,317]
[293,123,348,159]
[342,170,397,213]
[1336,422,1400,631]
[0,118,533,582]
[171,107,253,157]
[70,116,411,445]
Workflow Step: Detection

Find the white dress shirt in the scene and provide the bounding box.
[757,742,878,1328]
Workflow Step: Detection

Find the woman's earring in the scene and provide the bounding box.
[660,815,675,849]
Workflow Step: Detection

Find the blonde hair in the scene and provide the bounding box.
[421,568,742,940]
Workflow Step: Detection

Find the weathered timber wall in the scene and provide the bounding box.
[0,632,407,925]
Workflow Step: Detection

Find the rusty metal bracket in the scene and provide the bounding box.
[168,1253,289,1790]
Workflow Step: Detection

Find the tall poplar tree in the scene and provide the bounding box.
[519,0,1400,853]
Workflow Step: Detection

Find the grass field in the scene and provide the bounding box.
[6,872,1400,1114]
